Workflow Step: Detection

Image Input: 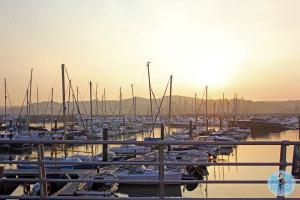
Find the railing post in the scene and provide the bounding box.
[277,141,288,199]
[38,143,47,199]
[160,123,164,140]
[298,116,300,140]
[158,144,165,199]
[158,143,165,200]
[103,126,108,162]
[279,141,288,171]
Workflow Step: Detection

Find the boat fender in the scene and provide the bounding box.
[23,183,30,195]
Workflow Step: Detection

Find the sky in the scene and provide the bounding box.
[1,0,300,105]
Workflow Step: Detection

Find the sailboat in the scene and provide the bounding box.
[113,165,182,185]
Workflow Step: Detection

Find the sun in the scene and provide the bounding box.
[155,29,246,87]
[187,42,245,87]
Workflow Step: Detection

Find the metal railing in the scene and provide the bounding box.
[0,139,299,200]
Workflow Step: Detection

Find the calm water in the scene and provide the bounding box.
[183,130,300,198]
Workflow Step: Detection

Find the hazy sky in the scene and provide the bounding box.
[1,0,300,105]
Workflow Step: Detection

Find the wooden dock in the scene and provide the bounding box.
[52,169,96,196]
[4,168,115,196]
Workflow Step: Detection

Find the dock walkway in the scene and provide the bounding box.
[4,168,114,196]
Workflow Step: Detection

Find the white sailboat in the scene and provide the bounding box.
[114,166,182,185]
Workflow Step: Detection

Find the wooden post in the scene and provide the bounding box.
[298,116,300,140]
[0,166,3,178]
[277,141,288,199]
[160,123,164,140]
[220,116,223,129]
[38,144,47,199]
[158,144,165,199]
[103,126,108,162]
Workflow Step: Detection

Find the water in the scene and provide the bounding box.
[183,130,300,198]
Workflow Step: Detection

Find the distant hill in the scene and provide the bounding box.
[1,96,300,117]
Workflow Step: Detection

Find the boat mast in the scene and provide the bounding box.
[61,64,67,139]
[227,99,230,123]
[26,89,29,130]
[131,84,136,121]
[222,93,225,128]
[36,87,39,117]
[76,86,79,118]
[36,86,39,126]
[168,75,173,135]
[134,96,137,120]
[67,80,71,118]
[222,93,225,116]
[194,93,197,119]
[236,93,238,121]
[119,87,122,118]
[243,97,246,117]
[146,62,153,124]
[205,85,208,131]
[233,93,238,124]
[101,94,104,117]
[4,79,7,126]
[89,81,93,133]
[96,83,99,117]
[213,101,216,125]
[104,88,106,117]
[28,69,33,130]
[50,87,53,129]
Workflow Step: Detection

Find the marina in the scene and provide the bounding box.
[0,66,299,199]
[1,1,300,199]
[0,118,300,198]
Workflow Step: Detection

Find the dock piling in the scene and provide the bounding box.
[103,126,108,162]
[277,141,288,199]
[158,144,165,199]
[160,123,164,140]
[38,144,47,199]
[299,116,300,139]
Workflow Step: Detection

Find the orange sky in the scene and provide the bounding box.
[1,0,300,105]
